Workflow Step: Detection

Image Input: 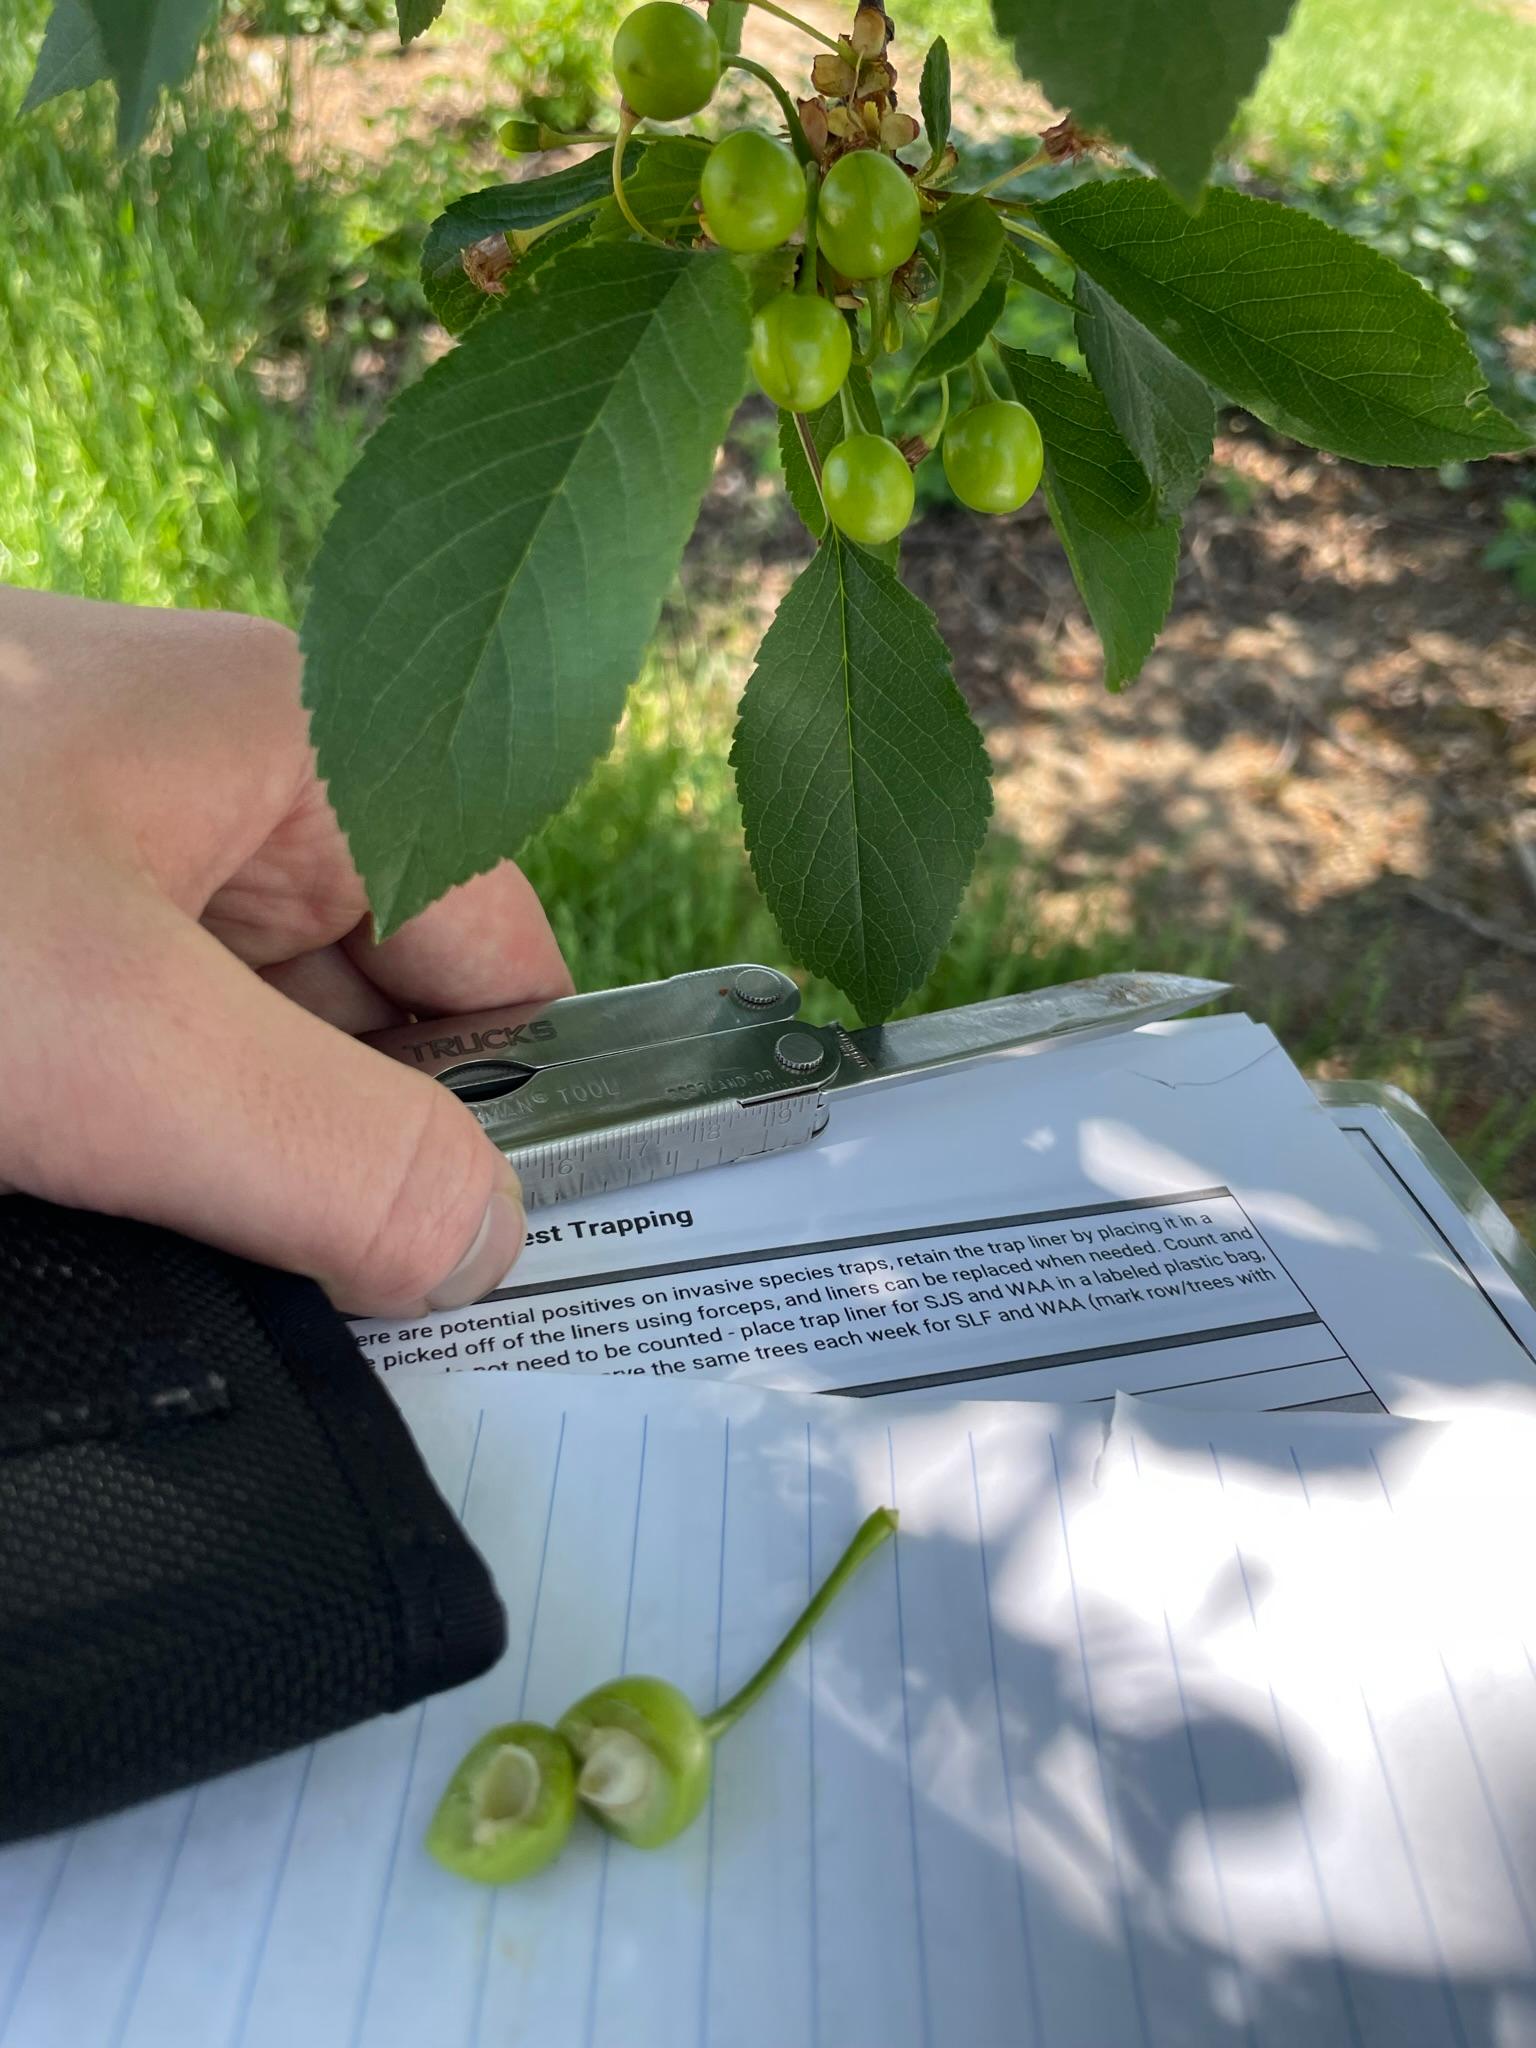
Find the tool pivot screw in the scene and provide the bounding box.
[731,967,786,1009]
[773,1030,824,1075]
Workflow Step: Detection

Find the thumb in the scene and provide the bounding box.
[15,898,525,1317]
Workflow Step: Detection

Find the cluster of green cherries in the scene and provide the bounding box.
[608,1,1045,547]
[429,1505,896,1882]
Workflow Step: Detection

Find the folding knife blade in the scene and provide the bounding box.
[826,973,1230,1097]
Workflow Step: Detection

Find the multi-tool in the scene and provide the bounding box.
[364,966,1228,1208]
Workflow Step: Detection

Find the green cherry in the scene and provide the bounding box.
[942,399,1045,515]
[750,292,852,411]
[816,148,920,280]
[701,129,806,253]
[559,1507,898,1853]
[611,3,720,122]
[822,434,916,545]
[559,1676,712,1850]
[425,1722,577,1884]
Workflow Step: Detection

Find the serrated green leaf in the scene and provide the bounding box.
[707,0,747,55]
[1001,349,1179,689]
[396,0,445,38]
[906,196,1007,392]
[591,135,710,240]
[22,0,107,111]
[736,245,799,310]
[1004,238,1074,308]
[732,535,991,1019]
[78,0,218,145]
[919,37,950,162]
[777,363,882,542]
[1038,179,1528,465]
[911,261,1007,392]
[421,150,635,332]
[304,244,752,937]
[990,0,1297,204]
[1073,273,1213,516]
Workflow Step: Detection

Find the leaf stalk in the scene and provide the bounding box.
[999,215,1065,259]
[508,196,604,255]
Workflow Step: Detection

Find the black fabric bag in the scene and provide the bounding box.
[0,1194,505,1844]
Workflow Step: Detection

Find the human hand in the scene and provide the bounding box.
[0,587,572,1315]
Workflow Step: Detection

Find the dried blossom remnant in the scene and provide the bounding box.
[1040,114,1109,164]
[896,433,929,468]
[461,234,514,299]
[797,95,830,155]
[812,50,855,96]
[849,5,888,58]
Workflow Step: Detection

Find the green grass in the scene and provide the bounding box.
[1242,0,1536,172]
[0,11,477,617]
[2,39,336,612]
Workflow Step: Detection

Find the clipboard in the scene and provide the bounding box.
[1316,1079,1536,1363]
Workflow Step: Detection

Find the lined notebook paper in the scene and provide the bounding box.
[4,1377,1536,2048]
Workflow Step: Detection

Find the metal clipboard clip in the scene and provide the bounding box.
[363,965,1229,1208]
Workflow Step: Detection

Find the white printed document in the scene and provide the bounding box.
[8,1374,1536,2048]
[353,1016,1536,1418]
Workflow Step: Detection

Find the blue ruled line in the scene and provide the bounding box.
[106,1788,200,2048]
[467,1406,568,2048]
[1050,1431,1152,2048]
[518,1411,568,1719]
[228,1750,315,2048]
[583,1412,650,2048]
[1130,1433,1256,2048]
[1370,1448,1536,1971]
[0,1832,76,2044]
[346,1406,487,2048]
[968,1433,1042,2048]
[1211,1443,1364,2048]
[806,1424,821,2048]
[696,1419,731,2048]
[1293,1443,1467,2044]
[886,1428,933,2048]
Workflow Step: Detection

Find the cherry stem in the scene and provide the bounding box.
[967,353,994,406]
[837,378,858,437]
[611,111,666,245]
[725,53,816,164]
[795,164,822,290]
[930,371,951,446]
[972,147,1050,197]
[703,1507,898,1741]
[794,410,826,505]
[743,0,839,50]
